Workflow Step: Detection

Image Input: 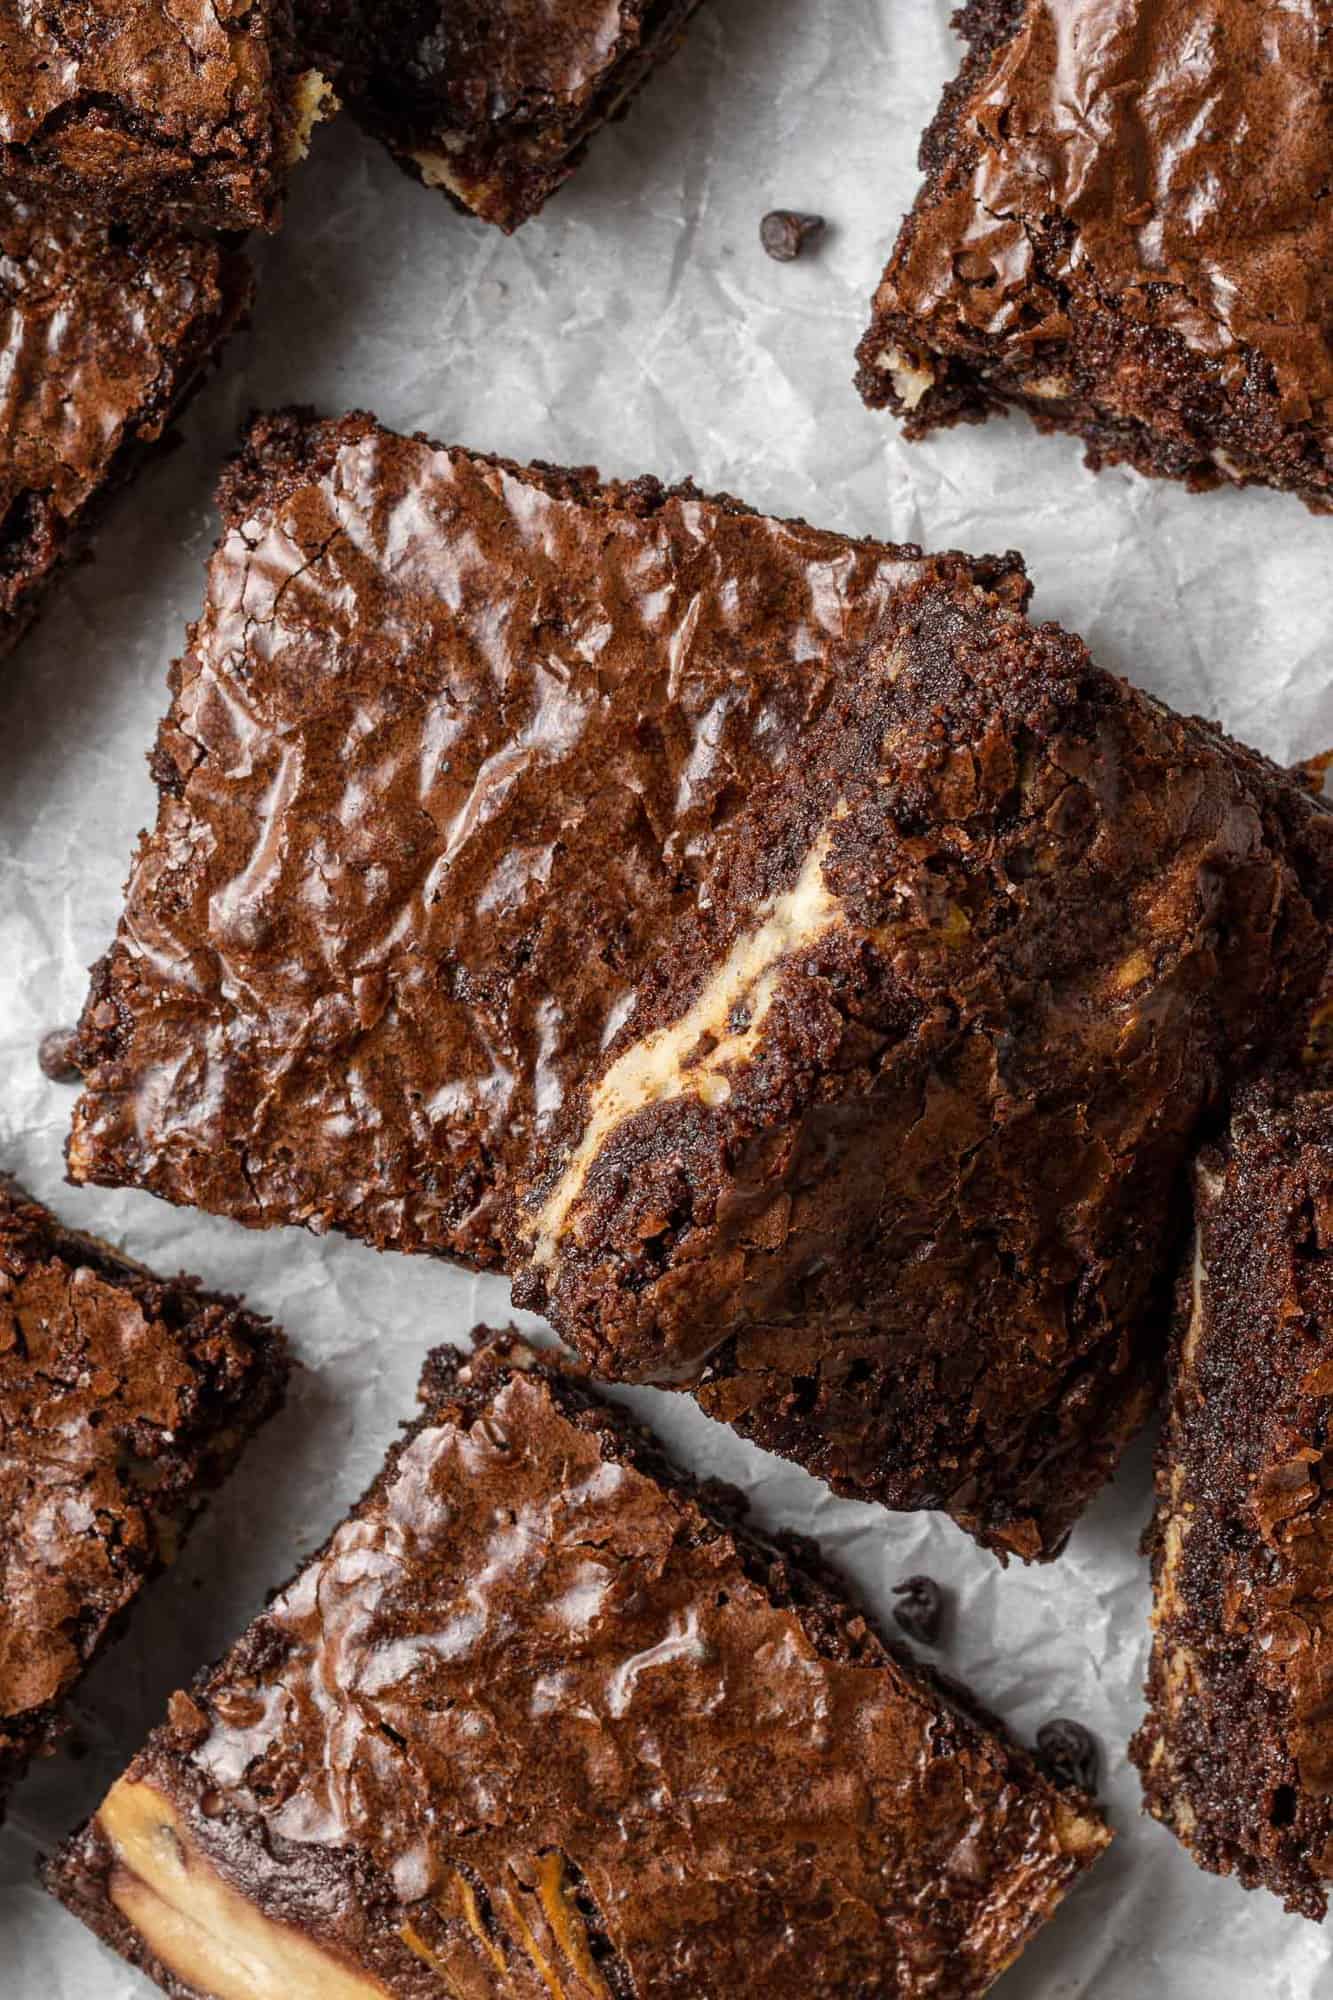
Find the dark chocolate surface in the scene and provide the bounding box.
[1132,1078,1333,1917]
[0,192,251,663]
[300,0,702,229]
[0,1179,287,1812]
[856,0,1333,511]
[48,1334,1108,1998]
[0,0,304,231]
[66,408,1333,1560]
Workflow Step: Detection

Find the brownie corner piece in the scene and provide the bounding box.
[48,1330,1106,1998]
[0,1,333,232]
[310,0,703,230]
[1131,1076,1333,1916]
[856,0,1333,511]
[0,1176,287,1811]
[0,192,251,664]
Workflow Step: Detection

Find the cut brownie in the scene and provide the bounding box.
[66,407,1333,1559]
[0,193,251,664]
[0,2,334,233]
[48,1333,1108,1997]
[1131,1076,1333,1916]
[855,0,1333,512]
[0,1178,287,1813]
[300,0,702,230]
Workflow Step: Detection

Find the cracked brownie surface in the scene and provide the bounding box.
[299,0,702,229]
[0,191,251,663]
[48,1332,1107,1999]
[1132,1075,1333,1917]
[65,406,1333,1560]
[0,0,317,231]
[0,1177,288,1812]
[856,0,1333,511]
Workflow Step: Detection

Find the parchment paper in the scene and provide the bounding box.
[2,1,1331,1992]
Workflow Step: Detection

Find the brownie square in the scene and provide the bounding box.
[0,1,333,233]
[856,0,1332,511]
[0,193,251,664]
[1131,1076,1333,1917]
[301,0,702,230]
[48,1333,1107,1997]
[0,1178,288,1813]
[66,408,1333,1560]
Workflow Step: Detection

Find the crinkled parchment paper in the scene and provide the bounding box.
[2,2,1331,1992]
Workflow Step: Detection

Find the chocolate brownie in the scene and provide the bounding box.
[1131,1076,1333,1916]
[48,1333,1108,1998]
[855,0,1333,512]
[65,407,1333,1559]
[300,0,702,230]
[0,1178,287,1814]
[0,2,335,233]
[0,193,251,664]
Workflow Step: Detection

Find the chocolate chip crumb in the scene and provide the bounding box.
[1036,1718,1100,1794]
[892,1574,945,1647]
[38,1028,81,1084]
[760,210,825,262]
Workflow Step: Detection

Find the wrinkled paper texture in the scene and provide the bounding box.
[2,1,1331,1992]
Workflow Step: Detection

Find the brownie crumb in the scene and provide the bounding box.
[891,1574,945,1647]
[1037,1719,1100,1795]
[38,1028,81,1084]
[760,210,825,262]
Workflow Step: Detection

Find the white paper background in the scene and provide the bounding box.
[2,2,1331,1992]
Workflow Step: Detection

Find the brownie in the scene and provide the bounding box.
[65,407,1333,1560]
[300,0,702,230]
[855,0,1333,512]
[48,1332,1108,1997]
[0,193,252,664]
[1131,1075,1333,1917]
[0,1178,287,1814]
[0,2,335,233]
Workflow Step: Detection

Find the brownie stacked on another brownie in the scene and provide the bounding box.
[300,0,703,229]
[49,1332,1108,1998]
[1132,1074,1333,1916]
[0,1179,288,1813]
[0,193,252,663]
[0,1,334,232]
[856,0,1333,511]
[65,409,1333,1560]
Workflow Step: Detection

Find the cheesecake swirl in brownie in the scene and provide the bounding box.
[66,409,1333,1558]
[1132,1076,1333,1916]
[0,1179,287,1812]
[0,1,330,232]
[0,192,251,663]
[856,0,1333,511]
[300,0,701,230]
[49,1334,1108,1998]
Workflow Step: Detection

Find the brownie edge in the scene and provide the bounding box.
[48,1331,1107,1999]
[856,0,1333,511]
[1131,1079,1333,1917]
[0,1178,288,1812]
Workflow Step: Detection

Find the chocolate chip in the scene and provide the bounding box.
[892,1574,945,1646]
[37,1028,81,1084]
[1036,1718,1100,1794]
[760,210,825,262]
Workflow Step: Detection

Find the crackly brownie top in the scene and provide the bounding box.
[887,0,1332,428]
[89,1338,1103,1996]
[0,0,291,223]
[0,192,247,622]
[0,1180,280,1738]
[67,406,1024,1267]
[1134,1080,1333,1914]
